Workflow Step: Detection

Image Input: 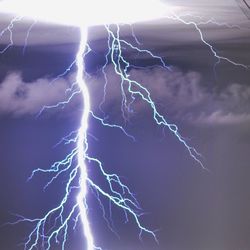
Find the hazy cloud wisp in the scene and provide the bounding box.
[1,67,250,125]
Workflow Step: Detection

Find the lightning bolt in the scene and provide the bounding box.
[1,1,249,249]
[75,26,94,250]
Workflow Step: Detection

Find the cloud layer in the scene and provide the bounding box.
[128,67,250,125]
[1,66,250,125]
[0,72,70,116]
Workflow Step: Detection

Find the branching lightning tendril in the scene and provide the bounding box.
[1,0,249,249]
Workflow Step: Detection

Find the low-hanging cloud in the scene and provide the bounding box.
[127,67,250,125]
[88,65,250,125]
[0,72,70,116]
[1,66,250,125]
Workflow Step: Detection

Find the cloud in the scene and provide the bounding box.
[1,66,250,126]
[88,65,206,114]
[195,111,250,125]
[87,65,250,125]
[109,66,250,126]
[0,72,70,116]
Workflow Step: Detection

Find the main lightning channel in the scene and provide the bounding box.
[75,26,94,250]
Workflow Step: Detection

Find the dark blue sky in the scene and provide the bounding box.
[1,1,250,250]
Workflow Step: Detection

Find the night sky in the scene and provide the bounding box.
[1,0,250,249]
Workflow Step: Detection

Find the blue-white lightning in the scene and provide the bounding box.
[1,0,249,249]
[75,25,94,250]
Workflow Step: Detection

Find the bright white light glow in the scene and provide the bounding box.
[76,26,94,250]
[0,0,167,26]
